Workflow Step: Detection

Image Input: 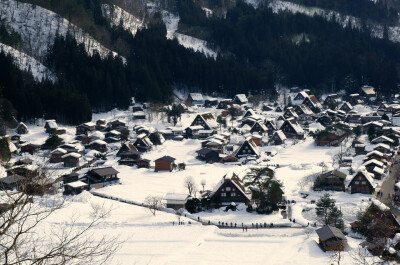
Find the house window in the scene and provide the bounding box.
[362,181,366,185]
[226,187,231,192]
[221,192,226,197]
[355,181,359,184]
[231,192,236,197]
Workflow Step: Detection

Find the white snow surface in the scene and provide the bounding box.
[102,4,145,36]
[161,10,217,58]
[29,192,366,265]
[0,0,123,61]
[0,42,55,82]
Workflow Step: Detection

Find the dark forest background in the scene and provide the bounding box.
[0,0,399,124]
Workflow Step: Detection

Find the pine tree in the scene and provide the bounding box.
[327,206,344,230]
[316,193,336,225]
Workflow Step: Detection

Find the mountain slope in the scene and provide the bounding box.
[0,0,123,60]
[268,0,400,43]
[102,4,145,36]
[161,10,217,58]
[0,42,55,82]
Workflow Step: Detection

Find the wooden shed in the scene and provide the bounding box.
[316,225,347,251]
[155,156,176,172]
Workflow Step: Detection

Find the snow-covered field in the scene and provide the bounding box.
[0,0,122,60]
[0,43,55,82]
[36,192,364,265]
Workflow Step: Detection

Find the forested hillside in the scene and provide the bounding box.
[177,1,400,96]
[1,0,400,125]
[283,0,398,24]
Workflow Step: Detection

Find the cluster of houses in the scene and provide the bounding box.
[2,86,400,198]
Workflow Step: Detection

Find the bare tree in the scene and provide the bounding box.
[143,195,163,216]
[349,247,381,265]
[200,179,206,193]
[183,176,197,196]
[0,173,120,264]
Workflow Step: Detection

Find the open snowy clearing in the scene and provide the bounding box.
[37,192,365,265]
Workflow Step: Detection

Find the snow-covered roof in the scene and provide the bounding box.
[188,125,204,130]
[371,135,394,144]
[210,171,251,200]
[374,143,391,151]
[109,130,121,135]
[296,91,309,99]
[234,94,248,103]
[45,120,58,129]
[89,139,107,146]
[199,130,213,134]
[392,233,400,246]
[65,180,88,188]
[363,159,384,168]
[84,122,96,127]
[89,131,105,139]
[366,150,384,158]
[372,167,384,175]
[164,193,189,202]
[17,122,28,129]
[362,85,376,95]
[199,113,218,129]
[51,148,67,154]
[274,130,286,141]
[8,141,17,153]
[349,169,376,188]
[189,93,204,101]
[61,152,81,159]
[282,118,304,135]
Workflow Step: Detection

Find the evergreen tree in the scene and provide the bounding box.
[327,206,345,230]
[44,134,63,150]
[368,125,376,141]
[243,167,284,213]
[316,193,336,225]
[353,126,362,137]
[149,132,162,145]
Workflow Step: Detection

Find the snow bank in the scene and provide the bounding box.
[0,42,55,82]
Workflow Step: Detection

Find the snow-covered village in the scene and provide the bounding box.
[3,0,400,264]
[1,87,400,264]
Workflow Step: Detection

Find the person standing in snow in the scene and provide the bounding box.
[242,226,244,232]
[245,226,248,232]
